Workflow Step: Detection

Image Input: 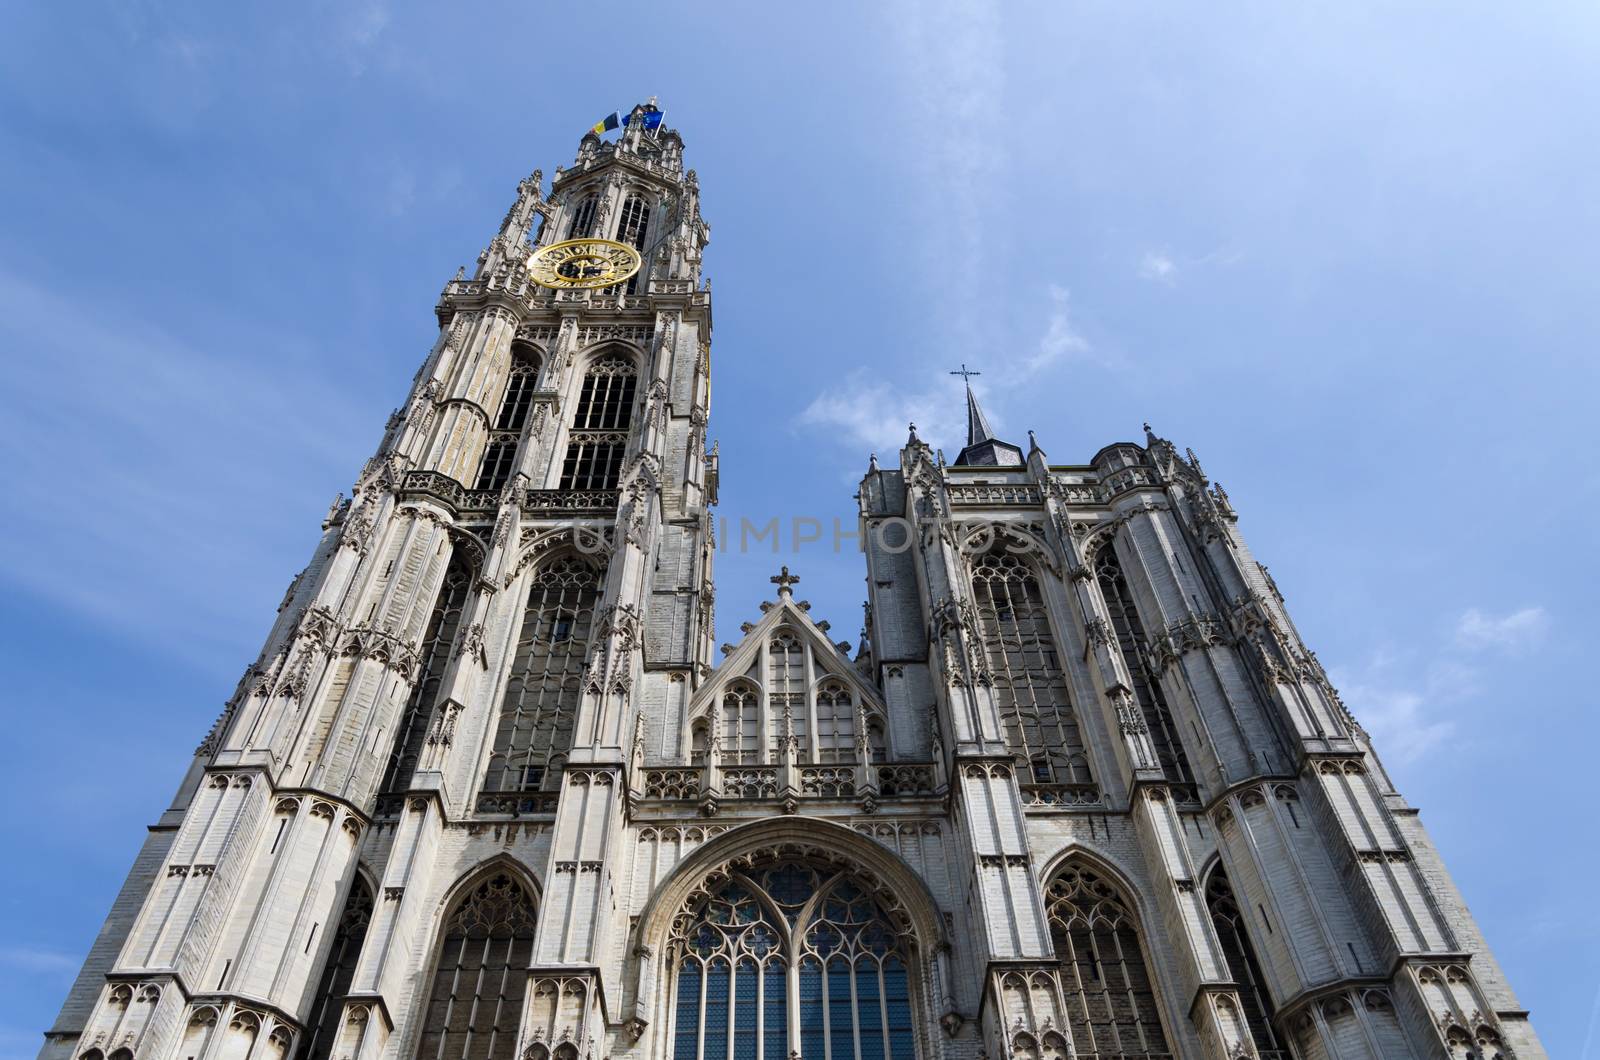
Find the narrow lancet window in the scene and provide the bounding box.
[1094,544,1195,787]
[566,193,598,239]
[474,351,540,492]
[297,876,373,1060]
[1206,869,1285,1057]
[381,552,473,794]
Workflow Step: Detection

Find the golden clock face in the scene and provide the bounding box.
[526,238,642,289]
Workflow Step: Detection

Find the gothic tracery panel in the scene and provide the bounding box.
[559,354,636,491]
[670,862,917,1060]
[1043,864,1171,1059]
[969,552,1092,788]
[417,873,538,1060]
[483,556,605,793]
[475,350,541,493]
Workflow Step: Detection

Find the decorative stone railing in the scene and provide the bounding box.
[798,766,856,798]
[945,483,1043,507]
[474,791,559,816]
[521,489,620,515]
[641,767,701,800]
[1019,783,1103,808]
[874,763,940,797]
[721,767,780,799]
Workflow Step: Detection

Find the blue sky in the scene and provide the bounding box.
[2,1,1597,1055]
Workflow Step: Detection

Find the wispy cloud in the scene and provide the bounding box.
[1333,603,1548,764]
[798,371,966,457]
[1024,284,1095,374]
[1138,251,1177,284]
[0,270,371,675]
[1455,606,1549,653]
[1333,652,1476,764]
[0,945,79,975]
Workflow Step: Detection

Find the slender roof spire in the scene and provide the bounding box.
[949,363,1024,468]
[949,364,994,446]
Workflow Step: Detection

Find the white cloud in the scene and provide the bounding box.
[1139,251,1177,284]
[1332,652,1477,764]
[1454,606,1549,652]
[1023,284,1094,375]
[798,371,965,457]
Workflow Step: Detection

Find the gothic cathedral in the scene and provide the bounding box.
[40,110,1544,1060]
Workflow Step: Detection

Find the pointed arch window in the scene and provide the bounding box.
[816,681,856,764]
[671,862,917,1060]
[1094,544,1195,788]
[381,551,473,794]
[615,194,651,295]
[1044,864,1171,1059]
[475,350,541,492]
[969,552,1093,789]
[559,355,636,491]
[298,876,373,1060]
[1205,869,1285,1057]
[417,873,538,1060]
[482,557,605,793]
[721,684,761,765]
[566,193,598,239]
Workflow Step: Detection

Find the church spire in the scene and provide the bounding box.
[949,364,1024,467]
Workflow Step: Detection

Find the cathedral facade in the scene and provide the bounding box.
[41,111,1544,1060]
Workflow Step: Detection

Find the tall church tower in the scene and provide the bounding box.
[41,113,1544,1060]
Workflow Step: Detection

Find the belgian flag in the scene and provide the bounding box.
[589,111,621,136]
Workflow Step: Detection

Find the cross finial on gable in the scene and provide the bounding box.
[770,566,801,596]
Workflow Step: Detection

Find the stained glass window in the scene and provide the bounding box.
[671,863,917,1060]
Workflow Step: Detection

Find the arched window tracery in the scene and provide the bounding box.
[1094,544,1194,787]
[1205,869,1285,1058]
[483,556,605,793]
[615,194,651,296]
[298,876,373,1060]
[566,193,598,239]
[559,355,636,491]
[382,552,473,794]
[475,350,541,493]
[671,862,917,1060]
[1043,864,1171,1059]
[970,552,1092,788]
[417,872,537,1060]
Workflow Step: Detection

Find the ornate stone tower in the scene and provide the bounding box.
[41,112,1543,1060]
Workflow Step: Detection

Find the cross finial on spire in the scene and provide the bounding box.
[770,566,801,595]
[950,363,982,385]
